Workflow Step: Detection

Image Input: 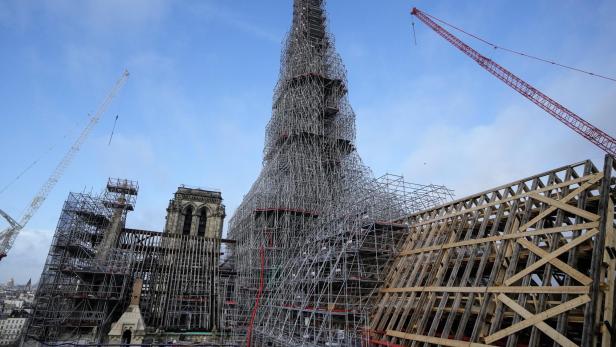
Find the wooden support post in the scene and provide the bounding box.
[582,155,613,346]
[601,196,615,347]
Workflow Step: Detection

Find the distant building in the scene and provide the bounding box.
[17,293,34,305]
[2,300,23,309]
[1,300,23,315]
[0,316,27,345]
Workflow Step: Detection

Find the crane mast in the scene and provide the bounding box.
[411,7,616,156]
[0,70,130,261]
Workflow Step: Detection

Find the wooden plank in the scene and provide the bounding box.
[409,174,602,228]
[485,294,590,343]
[514,237,593,286]
[529,193,600,222]
[378,219,450,337]
[380,286,589,294]
[504,229,599,286]
[385,330,495,347]
[442,193,513,340]
[582,156,613,346]
[518,175,602,231]
[372,166,605,347]
[398,222,599,257]
[495,294,578,347]
[601,198,615,347]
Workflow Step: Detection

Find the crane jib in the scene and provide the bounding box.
[410,7,616,156]
[0,70,129,260]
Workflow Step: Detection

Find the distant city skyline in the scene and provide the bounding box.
[1,0,615,283]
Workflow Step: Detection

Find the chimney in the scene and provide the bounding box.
[131,278,143,306]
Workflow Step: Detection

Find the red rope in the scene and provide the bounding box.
[246,244,265,346]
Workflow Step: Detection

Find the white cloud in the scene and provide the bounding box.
[396,72,615,198]
[76,0,169,31]
[0,228,52,284]
[353,2,616,199]
[0,0,170,34]
[190,2,280,43]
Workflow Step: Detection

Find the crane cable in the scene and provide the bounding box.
[0,123,81,196]
[0,70,129,258]
[0,159,40,196]
[2,110,122,197]
[420,11,616,83]
[108,115,119,146]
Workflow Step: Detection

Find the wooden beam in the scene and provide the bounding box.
[485,294,590,343]
[582,156,613,346]
[380,286,589,294]
[518,175,602,231]
[601,197,615,347]
[514,237,593,286]
[385,330,495,347]
[529,193,600,222]
[409,174,602,228]
[504,229,599,286]
[495,294,579,347]
[398,222,599,257]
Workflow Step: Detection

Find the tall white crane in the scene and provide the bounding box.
[0,70,130,261]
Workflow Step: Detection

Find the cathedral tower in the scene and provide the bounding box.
[164,186,225,238]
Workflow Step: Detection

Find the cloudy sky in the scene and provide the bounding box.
[0,0,614,283]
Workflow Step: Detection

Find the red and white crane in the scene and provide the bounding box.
[411,7,616,156]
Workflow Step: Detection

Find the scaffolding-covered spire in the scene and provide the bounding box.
[291,0,327,46]
[279,0,339,82]
[226,2,444,345]
[230,0,371,342]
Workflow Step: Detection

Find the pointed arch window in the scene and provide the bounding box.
[182,206,193,235]
[197,207,208,237]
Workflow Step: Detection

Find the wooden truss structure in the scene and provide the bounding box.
[370,155,616,347]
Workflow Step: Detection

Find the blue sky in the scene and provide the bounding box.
[1,0,615,283]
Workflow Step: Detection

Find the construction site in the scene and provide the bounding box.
[0,1,614,347]
[23,180,234,344]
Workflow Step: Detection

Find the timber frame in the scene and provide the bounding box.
[370,155,616,347]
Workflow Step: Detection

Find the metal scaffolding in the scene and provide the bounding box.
[26,181,232,345]
[117,229,229,336]
[252,174,452,346]
[27,179,138,342]
[227,1,453,345]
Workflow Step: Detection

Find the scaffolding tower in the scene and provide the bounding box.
[27,181,232,344]
[117,229,231,338]
[253,174,452,346]
[27,179,138,343]
[227,1,453,345]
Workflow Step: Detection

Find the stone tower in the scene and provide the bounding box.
[164,186,225,238]
[150,187,226,331]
